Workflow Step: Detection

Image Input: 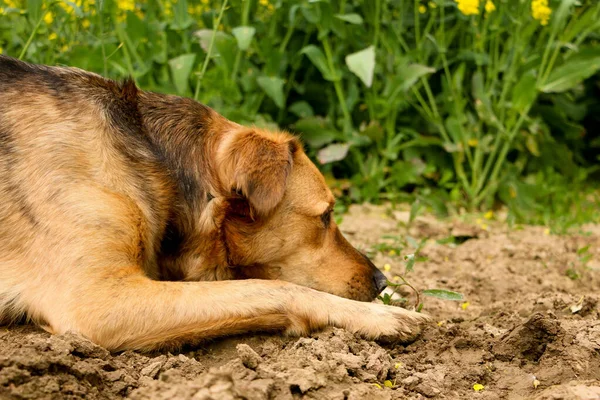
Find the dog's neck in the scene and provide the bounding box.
[135,91,234,281]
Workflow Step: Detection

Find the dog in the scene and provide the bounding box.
[0,55,428,351]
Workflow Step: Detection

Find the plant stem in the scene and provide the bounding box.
[414,0,420,48]
[278,19,296,53]
[19,10,47,60]
[475,105,531,205]
[116,26,136,81]
[388,277,421,310]
[373,0,381,48]
[194,0,228,101]
[322,37,352,132]
[230,0,252,81]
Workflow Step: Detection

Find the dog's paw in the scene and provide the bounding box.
[373,305,432,343]
[284,291,431,343]
[337,302,431,343]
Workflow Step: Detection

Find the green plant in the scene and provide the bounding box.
[565,244,594,280]
[378,249,463,310]
[1,0,599,219]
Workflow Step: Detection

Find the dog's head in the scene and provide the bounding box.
[213,127,387,302]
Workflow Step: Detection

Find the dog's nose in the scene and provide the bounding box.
[373,268,388,294]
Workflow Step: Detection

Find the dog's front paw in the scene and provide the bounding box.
[334,302,431,343]
[284,291,431,343]
[373,304,431,343]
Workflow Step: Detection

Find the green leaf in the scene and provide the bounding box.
[317,143,350,164]
[577,245,590,255]
[345,46,376,88]
[288,101,314,118]
[289,5,301,24]
[525,135,540,157]
[550,0,577,36]
[171,0,194,30]
[294,117,338,148]
[404,254,415,273]
[562,6,600,43]
[409,200,421,225]
[256,76,285,109]
[445,117,463,143]
[214,35,238,74]
[472,70,491,111]
[300,45,337,81]
[422,289,464,301]
[361,121,384,142]
[194,30,231,55]
[334,13,363,24]
[392,64,435,97]
[512,71,537,113]
[168,53,196,95]
[540,49,600,93]
[232,26,256,51]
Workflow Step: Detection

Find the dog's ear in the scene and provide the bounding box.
[217,128,299,215]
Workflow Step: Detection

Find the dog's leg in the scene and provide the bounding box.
[9,185,427,351]
[42,273,428,351]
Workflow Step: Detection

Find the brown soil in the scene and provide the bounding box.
[1,204,599,400]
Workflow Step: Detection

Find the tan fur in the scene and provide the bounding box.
[0,56,429,351]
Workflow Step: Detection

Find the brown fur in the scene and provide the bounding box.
[0,56,429,351]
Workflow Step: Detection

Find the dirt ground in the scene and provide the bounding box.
[1,204,599,400]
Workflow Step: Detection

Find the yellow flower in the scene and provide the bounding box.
[188,4,205,16]
[0,7,4,14]
[118,0,135,12]
[0,47,3,54]
[419,5,427,13]
[49,32,58,40]
[259,0,269,5]
[531,0,551,26]
[201,0,209,4]
[44,11,54,24]
[484,210,494,220]
[383,264,391,272]
[485,0,495,13]
[82,19,90,28]
[57,2,70,12]
[467,138,478,147]
[473,383,485,391]
[455,0,479,16]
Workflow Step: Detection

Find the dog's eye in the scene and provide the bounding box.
[320,209,332,227]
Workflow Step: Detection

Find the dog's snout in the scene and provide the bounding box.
[373,268,388,294]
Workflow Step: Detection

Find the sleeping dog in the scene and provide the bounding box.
[0,55,428,351]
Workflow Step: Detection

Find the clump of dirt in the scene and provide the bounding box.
[1,204,599,399]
